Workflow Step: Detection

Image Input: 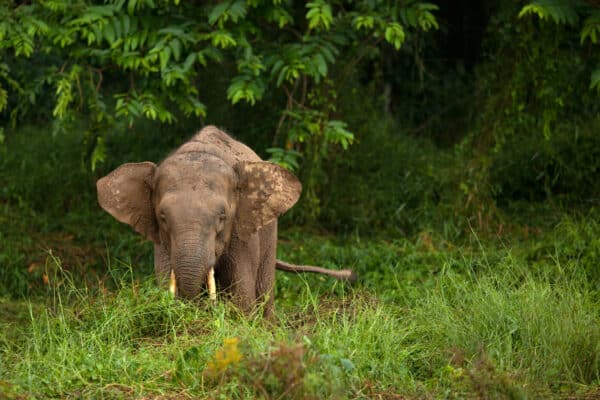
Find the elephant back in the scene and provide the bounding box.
[175,126,262,166]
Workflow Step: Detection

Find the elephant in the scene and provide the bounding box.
[97,126,355,316]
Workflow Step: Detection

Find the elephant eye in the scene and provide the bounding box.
[216,210,227,235]
[159,212,168,225]
[217,206,227,226]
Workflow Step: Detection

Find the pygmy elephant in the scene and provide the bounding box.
[97,126,355,316]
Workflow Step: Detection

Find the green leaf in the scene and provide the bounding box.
[266,147,302,171]
[129,34,139,50]
[581,12,600,44]
[121,14,131,35]
[209,2,231,26]
[127,0,137,14]
[53,76,73,118]
[266,6,294,28]
[306,1,333,31]
[314,53,327,77]
[159,46,171,70]
[352,15,375,30]
[103,22,116,44]
[415,3,439,31]
[518,1,579,25]
[112,17,123,39]
[211,31,237,48]
[181,96,206,117]
[227,75,265,105]
[209,1,247,26]
[384,23,405,50]
[91,136,106,172]
[169,38,182,61]
[227,1,247,23]
[325,120,354,150]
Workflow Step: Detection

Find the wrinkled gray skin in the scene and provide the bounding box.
[97,126,355,317]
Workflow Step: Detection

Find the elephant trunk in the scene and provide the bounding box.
[171,235,215,299]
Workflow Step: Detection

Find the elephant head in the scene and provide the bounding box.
[96,152,301,299]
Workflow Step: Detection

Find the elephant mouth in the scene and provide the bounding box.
[169,267,217,300]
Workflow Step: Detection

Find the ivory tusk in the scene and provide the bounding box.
[207,266,216,301]
[169,269,177,296]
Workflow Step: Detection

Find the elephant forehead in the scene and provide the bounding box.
[155,156,235,194]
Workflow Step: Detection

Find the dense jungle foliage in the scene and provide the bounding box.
[1,0,600,398]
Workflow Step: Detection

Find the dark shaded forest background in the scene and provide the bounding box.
[1,0,599,294]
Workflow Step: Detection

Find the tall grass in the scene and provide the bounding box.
[412,269,599,388]
[2,220,599,399]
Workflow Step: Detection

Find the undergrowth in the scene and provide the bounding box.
[1,212,599,399]
[1,123,599,398]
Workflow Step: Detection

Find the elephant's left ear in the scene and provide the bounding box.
[235,161,302,239]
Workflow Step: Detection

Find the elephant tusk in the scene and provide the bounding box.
[169,269,177,296]
[207,266,216,301]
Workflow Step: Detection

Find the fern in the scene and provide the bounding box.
[581,11,600,44]
[518,0,580,25]
[519,1,600,98]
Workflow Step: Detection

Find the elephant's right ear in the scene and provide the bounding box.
[96,162,159,242]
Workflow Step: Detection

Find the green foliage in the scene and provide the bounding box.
[2,218,600,398]
[384,22,405,50]
[0,0,439,206]
[518,0,580,25]
[413,271,600,388]
[533,208,600,289]
[306,1,334,31]
[0,125,94,214]
[488,4,594,141]
[319,115,446,236]
[489,118,600,203]
[448,1,600,220]
[519,1,600,92]
[1,120,600,398]
[0,124,181,296]
[266,147,302,171]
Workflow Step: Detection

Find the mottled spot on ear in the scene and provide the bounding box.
[235,162,302,239]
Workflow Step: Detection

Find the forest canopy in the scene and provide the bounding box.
[0,0,599,235]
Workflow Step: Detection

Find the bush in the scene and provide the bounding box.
[490,119,600,203]
[315,81,450,236]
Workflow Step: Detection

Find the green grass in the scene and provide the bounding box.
[1,125,599,398]
[1,215,599,399]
